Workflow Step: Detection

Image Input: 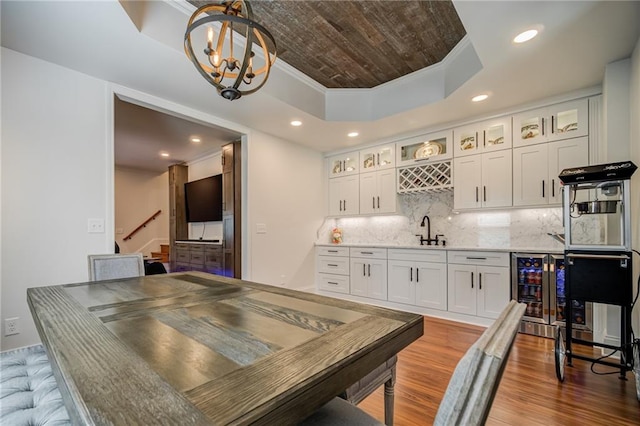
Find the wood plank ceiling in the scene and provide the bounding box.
[187,1,467,89]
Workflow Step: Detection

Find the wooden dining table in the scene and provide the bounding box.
[27,271,423,425]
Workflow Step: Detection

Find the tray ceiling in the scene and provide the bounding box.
[187,0,467,88]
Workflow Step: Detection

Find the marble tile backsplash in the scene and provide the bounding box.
[317,192,569,250]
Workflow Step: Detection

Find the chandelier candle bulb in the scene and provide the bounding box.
[184,0,277,101]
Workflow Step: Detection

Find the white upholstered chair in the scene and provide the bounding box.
[299,300,526,426]
[88,253,145,281]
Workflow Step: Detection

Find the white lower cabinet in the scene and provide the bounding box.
[315,245,511,324]
[447,251,510,319]
[315,246,350,294]
[350,247,387,300]
[387,249,447,310]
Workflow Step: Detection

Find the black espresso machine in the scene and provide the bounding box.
[555,161,637,385]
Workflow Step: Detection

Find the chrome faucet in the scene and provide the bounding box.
[415,215,442,246]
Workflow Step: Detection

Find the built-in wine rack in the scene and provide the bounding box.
[397,161,452,193]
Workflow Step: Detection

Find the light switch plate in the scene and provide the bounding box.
[256,223,267,234]
[88,218,105,233]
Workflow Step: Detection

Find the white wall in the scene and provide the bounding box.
[187,152,223,241]
[114,166,169,255]
[0,48,326,350]
[1,48,111,350]
[603,58,632,161]
[600,56,636,346]
[629,36,640,334]
[245,131,325,290]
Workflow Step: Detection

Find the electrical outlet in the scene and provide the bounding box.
[5,317,19,336]
[88,218,105,233]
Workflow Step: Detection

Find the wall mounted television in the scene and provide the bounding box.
[185,175,223,222]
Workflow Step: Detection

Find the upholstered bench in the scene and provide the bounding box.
[0,345,70,425]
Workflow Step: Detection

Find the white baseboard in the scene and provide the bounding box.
[133,238,169,256]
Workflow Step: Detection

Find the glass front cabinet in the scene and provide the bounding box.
[328,151,359,178]
[359,144,395,173]
[512,98,588,147]
[395,130,452,167]
[453,116,512,157]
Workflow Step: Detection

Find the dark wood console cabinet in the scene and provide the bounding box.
[174,241,223,274]
[168,142,241,278]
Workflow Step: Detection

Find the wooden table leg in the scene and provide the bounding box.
[384,367,396,426]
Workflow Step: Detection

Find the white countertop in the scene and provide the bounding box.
[176,240,222,245]
[315,242,563,254]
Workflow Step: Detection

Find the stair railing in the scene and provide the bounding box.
[123,210,162,241]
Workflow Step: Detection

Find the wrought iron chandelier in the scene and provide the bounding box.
[184,1,277,101]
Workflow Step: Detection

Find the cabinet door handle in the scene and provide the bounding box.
[327,281,338,285]
[479,273,482,290]
[410,267,413,282]
[342,160,345,172]
[483,186,487,202]
[483,130,486,147]
[328,250,338,253]
[344,200,347,211]
[377,196,380,209]
[373,196,375,209]
[327,264,338,267]
[416,267,420,283]
[551,115,555,134]
[475,132,479,149]
[361,251,374,255]
[542,180,545,198]
[368,264,371,277]
[475,187,479,203]
[541,117,545,136]
[363,264,366,276]
[466,256,486,260]
[471,272,474,289]
[377,153,380,166]
[552,179,555,198]
[339,200,343,212]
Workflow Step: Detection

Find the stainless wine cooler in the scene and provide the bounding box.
[512,253,592,339]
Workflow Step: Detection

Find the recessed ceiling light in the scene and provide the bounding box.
[513,29,538,44]
[472,94,489,102]
[160,152,170,158]
[348,132,359,138]
[290,120,302,127]
[190,137,201,143]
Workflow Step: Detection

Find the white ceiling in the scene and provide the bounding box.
[114,97,241,172]
[2,1,639,170]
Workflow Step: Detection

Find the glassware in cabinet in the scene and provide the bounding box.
[359,144,395,173]
[395,130,452,167]
[328,151,359,178]
[453,117,512,157]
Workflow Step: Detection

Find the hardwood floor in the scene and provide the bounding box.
[358,316,639,425]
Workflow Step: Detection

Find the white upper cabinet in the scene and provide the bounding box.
[513,136,589,207]
[512,99,588,147]
[396,130,452,167]
[359,169,397,215]
[328,151,359,178]
[359,144,395,173]
[453,116,512,157]
[328,175,359,216]
[453,151,512,210]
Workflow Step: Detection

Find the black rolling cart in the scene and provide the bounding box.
[554,161,639,398]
